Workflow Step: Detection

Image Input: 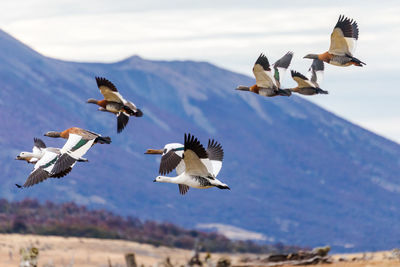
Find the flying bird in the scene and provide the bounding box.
[43,127,111,178]
[16,138,88,164]
[151,134,228,195]
[304,15,365,67]
[289,59,328,95]
[87,77,143,133]
[236,52,293,97]
[16,137,89,188]
[16,138,47,164]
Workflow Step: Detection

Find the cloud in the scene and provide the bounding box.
[1,2,400,142]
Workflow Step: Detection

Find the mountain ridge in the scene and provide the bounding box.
[1,29,399,252]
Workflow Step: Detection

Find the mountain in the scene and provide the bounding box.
[1,29,399,252]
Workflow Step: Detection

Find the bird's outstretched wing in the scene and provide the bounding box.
[95,77,124,103]
[51,134,95,175]
[22,150,59,187]
[307,59,324,87]
[291,70,316,88]
[273,51,293,85]
[206,139,224,177]
[117,112,130,133]
[329,15,359,56]
[252,54,277,88]
[159,150,183,175]
[178,184,190,195]
[183,133,210,176]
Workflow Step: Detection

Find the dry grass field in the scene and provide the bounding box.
[0,234,399,267]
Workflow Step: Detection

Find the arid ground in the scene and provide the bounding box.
[0,234,399,267]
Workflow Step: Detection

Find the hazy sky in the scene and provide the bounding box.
[1,0,400,142]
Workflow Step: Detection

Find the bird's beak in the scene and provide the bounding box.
[145,149,163,154]
[15,156,21,160]
[153,179,157,182]
[235,86,249,91]
[303,54,319,60]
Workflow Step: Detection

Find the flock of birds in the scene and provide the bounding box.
[15,15,364,195]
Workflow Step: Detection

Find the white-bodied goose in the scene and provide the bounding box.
[304,15,365,67]
[152,134,228,194]
[16,138,47,164]
[16,137,90,188]
[16,138,88,164]
[43,127,111,178]
[290,59,328,95]
[87,77,143,133]
[145,139,224,195]
[236,52,293,97]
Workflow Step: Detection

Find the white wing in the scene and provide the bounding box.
[52,134,95,175]
[175,160,186,175]
[34,150,59,173]
[60,134,95,159]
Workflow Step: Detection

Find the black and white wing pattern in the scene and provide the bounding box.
[273,51,293,86]
[307,59,324,87]
[33,138,46,150]
[30,138,47,162]
[178,184,190,195]
[252,54,277,89]
[96,77,142,117]
[329,15,359,56]
[183,133,210,176]
[291,70,316,88]
[117,112,130,133]
[159,150,183,175]
[51,134,95,175]
[96,77,123,103]
[206,139,224,176]
[22,150,59,187]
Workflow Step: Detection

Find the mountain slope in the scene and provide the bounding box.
[1,29,399,252]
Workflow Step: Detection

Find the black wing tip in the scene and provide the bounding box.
[274,51,294,69]
[33,138,46,148]
[291,70,308,80]
[255,53,271,71]
[335,15,359,40]
[179,184,189,195]
[207,139,224,161]
[95,76,118,92]
[310,59,324,72]
[184,133,208,159]
[52,154,77,175]
[24,168,50,188]
[159,151,181,175]
[96,136,112,144]
[117,113,130,133]
[15,184,23,189]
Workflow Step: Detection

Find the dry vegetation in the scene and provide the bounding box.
[1,234,400,267]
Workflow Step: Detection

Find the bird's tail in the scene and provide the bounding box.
[278,89,292,96]
[316,88,329,94]
[123,106,143,117]
[95,136,111,144]
[350,56,366,67]
[216,184,230,190]
[134,108,143,117]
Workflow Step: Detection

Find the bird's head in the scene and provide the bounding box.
[145,149,164,155]
[15,152,28,160]
[303,54,319,60]
[153,176,168,183]
[235,86,250,91]
[87,98,98,104]
[44,131,61,138]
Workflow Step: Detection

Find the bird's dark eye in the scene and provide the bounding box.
[163,149,167,154]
